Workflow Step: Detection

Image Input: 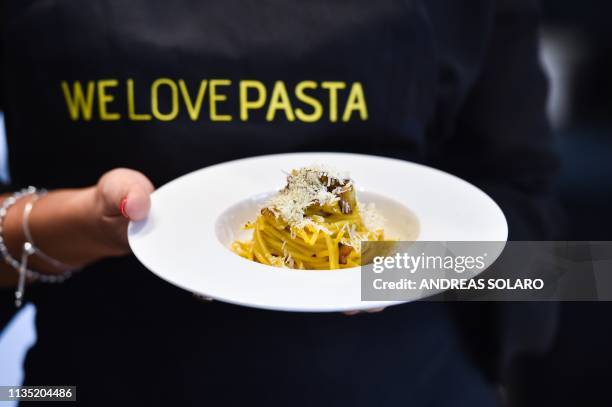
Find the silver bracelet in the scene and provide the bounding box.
[0,187,77,307]
[22,193,76,273]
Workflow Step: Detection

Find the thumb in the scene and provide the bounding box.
[120,183,151,221]
[98,168,154,221]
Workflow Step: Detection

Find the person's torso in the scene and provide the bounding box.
[2,0,492,188]
[1,1,496,405]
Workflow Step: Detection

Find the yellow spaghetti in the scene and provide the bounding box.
[231,166,386,269]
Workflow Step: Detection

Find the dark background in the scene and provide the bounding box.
[507,1,612,406]
[543,0,612,240]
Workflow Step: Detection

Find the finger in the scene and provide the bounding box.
[343,307,386,316]
[99,168,154,219]
[122,184,151,221]
[192,293,214,303]
[343,310,360,316]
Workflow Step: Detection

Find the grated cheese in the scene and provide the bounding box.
[264,165,349,228]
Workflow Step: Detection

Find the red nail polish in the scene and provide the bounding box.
[119,198,129,219]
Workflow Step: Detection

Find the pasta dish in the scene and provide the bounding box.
[231,166,387,269]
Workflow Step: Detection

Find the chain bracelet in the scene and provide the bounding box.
[0,187,75,284]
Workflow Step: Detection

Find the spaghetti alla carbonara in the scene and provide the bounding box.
[231,166,387,269]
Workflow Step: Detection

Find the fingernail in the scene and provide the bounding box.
[119,198,129,219]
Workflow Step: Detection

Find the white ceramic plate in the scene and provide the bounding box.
[128,153,507,312]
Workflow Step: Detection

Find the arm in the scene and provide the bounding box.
[434,0,561,240]
[0,168,154,288]
[431,0,562,382]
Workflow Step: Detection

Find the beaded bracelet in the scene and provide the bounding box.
[0,187,76,307]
